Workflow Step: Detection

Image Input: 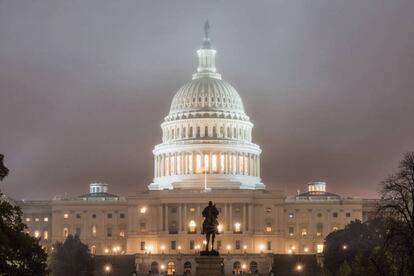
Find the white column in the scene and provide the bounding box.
[165,204,169,233]
[224,203,228,232]
[183,204,187,232]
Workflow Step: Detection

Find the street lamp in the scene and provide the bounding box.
[342,244,348,250]
[104,264,111,275]
[226,245,231,254]
[295,264,303,272]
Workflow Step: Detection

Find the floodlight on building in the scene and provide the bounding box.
[304,247,309,253]
[242,263,247,270]
[342,244,348,250]
[140,207,147,214]
[203,240,207,245]
[104,248,109,254]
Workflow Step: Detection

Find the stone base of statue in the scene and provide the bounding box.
[195,254,223,276]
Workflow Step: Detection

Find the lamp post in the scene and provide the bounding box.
[104,264,111,276]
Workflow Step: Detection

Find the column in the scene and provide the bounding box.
[178,203,182,233]
[165,204,169,233]
[243,203,247,232]
[224,204,228,232]
[229,203,233,232]
[183,204,187,232]
[248,203,253,233]
[159,205,163,232]
[197,205,201,233]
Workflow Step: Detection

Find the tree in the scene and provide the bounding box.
[378,152,414,274]
[323,219,397,276]
[0,154,48,275]
[49,235,93,276]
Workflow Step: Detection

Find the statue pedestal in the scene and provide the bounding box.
[195,256,223,276]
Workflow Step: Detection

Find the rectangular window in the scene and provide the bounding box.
[190,240,195,250]
[317,244,324,253]
[120,213,125,219]
[235,240,241,250]
[107,213,112,219]
[346,212,351,218]
[140,241,146,251]
[119,230,125,237]
[92,214,96,219]
[267,241,272,250]
[44,217,49,222]
[44,231,48,240]
[107,227,112,237]
[301,228,308,236]
[140,222,146,232]
[171,240,176,250]
[288,226,294,236]
[76,214,81,219]
[333,212,338,218]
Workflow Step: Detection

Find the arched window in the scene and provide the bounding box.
[233,261,241,275]
[184,261,192,275]
[189,126,193,138]
[250,261,258,273]
[167,261,176,275]
[150,262,159,273]
[196,126,201,137]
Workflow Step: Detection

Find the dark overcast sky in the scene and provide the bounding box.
[1,0,413,200]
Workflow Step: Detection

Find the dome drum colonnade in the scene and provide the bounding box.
[149,23,264,190]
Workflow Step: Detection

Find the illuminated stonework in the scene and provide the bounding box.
[149,28,263,190]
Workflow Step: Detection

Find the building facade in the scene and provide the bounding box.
[19,26,377,276]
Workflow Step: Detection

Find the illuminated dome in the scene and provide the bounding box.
[148,22,264,190]
[168,75,248,121]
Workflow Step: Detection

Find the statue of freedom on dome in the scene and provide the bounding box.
[201,201,220,255]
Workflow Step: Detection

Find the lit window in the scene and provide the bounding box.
[119,230,125,237]
[189,207,196,212]
[301,228,308,236]
[63,213,69,219]
[234,222,241,233]
[203,154,209,172]
[288,213,294,219]
[35,218,39,222]
[188,220,196,233]
[44,217,49,222]
[140,207,147,214]
[92,225,97,237]
[332,226,339,231]
[44,231,48,240]
[196,154,202,173]
[25,218,31,222]
[34,231,40,238]
[91,245,96,255]
[317,244,324,253]
[63,227,69,238]
[266,226,272,232]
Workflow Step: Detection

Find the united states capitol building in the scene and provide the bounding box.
[19,25,377,275]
